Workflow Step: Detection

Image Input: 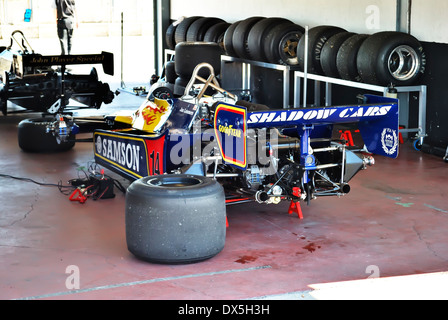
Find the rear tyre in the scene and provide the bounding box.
[235,100,270,111]
[125,174,226,264]
[18,117,75,153]
[1,71,9,115]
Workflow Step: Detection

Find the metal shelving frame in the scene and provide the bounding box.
[165,50,297,109]
[293,71,428,142]
[220,55,298,109]
[165,49,427,142]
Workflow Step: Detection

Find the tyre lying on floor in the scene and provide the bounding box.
[125,175,227,264]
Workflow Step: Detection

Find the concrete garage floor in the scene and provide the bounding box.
[1,88,448,301]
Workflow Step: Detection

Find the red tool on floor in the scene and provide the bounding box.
[69,187,88,204]
[288,187,303,219]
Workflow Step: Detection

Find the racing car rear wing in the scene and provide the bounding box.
[214,94,399,169]
[19,51,114,76]
[1,30,114,78]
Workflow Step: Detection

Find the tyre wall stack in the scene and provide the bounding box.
[165,16,228,96]
[165,16,427,91]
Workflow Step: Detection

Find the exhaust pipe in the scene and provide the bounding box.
[255,191,270,204]
[255,185,284,204]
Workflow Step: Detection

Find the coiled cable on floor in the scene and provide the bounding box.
[0,173,73,192]
[0,162,127,200]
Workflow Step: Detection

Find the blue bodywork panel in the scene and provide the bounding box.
[93,95,399,180]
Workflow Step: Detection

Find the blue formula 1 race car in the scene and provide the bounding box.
[16,61,398,264]
[87,63,399,264]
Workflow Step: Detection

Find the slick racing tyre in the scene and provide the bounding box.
[246,17,293,62]
[173,76,190,96]
[232,16,265,60]
[357,31,426,86]
[174,42,222,80]
[186,17,225,42]
[165,22,177,50]
[125,174,226,264]
[235,99,270,111]
[263,22,305,65]
[204,22,231,50]
[223,21,241,57]
[320,32,356,78]
[164,60,177,84]
[297,25,347,75]
[18,117,75,153]
[336,34,369,82]
[174,16,202,45]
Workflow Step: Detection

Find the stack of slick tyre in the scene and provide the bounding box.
[125,174,226,264]
[167,17,426,87]
[224,17,305,66]
[356,31,426,86]
[306,26,426,86]
[166,16,229,52]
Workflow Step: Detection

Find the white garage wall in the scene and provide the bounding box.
[170,0,397,35]
[170,0,448,43]
[411,0,448,43]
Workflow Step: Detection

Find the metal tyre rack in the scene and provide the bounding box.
[165,49,427,146]
[220,55,297,109]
